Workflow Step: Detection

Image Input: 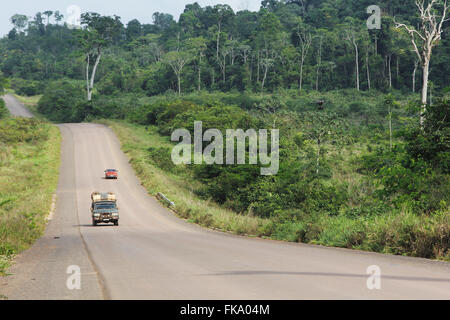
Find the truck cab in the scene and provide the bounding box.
[91,192,119,226]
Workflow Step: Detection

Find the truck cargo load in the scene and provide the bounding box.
[91,192,116,202]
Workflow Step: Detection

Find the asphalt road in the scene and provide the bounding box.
[1,98,449,299]
[2,94,33,118]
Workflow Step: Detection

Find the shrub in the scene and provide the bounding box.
[0,99,8,119]
[37,79,86,122]
[10,78,44,96]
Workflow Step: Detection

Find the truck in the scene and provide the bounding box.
[91,192,119,226]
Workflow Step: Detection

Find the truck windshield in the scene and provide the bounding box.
[95,204,116,210]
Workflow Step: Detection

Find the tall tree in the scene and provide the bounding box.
[261,58,274,92]
[314,29,326,91]
[152,12,175,31]
[10,14,28,34]
[78,13,123,101]
[213,4,234,60]
[187,37,207,90]
[344,19,363,91]
[302,111,347,175]
[163,50,193,94]
[54,11,64,25]
[43,11,53,26]
[395,0,449,125]
[296,23,312,91]
[126,19,142,41]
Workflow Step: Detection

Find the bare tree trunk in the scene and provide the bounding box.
[86,54,90,101]
[316,138,321,174]
[297,31,312,92]
[223,54,226,82]
[421,60,430,126]
[249,54,253,83]
[366,46,371,90]
[216,22,221,60]
[412,59,418,93]
[257,51,260,84]
[388,54,392,89]
[315,37,322,91]
[198,56,202,91]
[394,0,449,128]
[389,107,392,151]
[261,66,268,92]
[429,81,433,106]
[299,61,304,91]
[249,55,253,83]
[353,40,360,91]
[89,53,102,97]
[85,50,102,102]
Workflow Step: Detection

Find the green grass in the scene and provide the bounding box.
[99,119,449,261]
[0,117,61,275]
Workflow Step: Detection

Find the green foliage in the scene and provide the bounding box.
[0,117,49,143]
[106,120,450,260]
[10,78,44,96]
[37,79,86,122]
[403,99,450,173]
[0,99,7,119]
[2,2,449,95]
[1,3,449,260]
[0,118,60,273]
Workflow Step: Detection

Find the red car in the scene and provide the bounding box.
[104,169,118,179]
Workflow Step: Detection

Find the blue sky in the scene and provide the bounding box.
[1,0,262,36]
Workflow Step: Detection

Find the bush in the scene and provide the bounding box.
[10,78,44,96]
[37,79,86,122]
[0,99,7,119]
[317,216,366,248]
[364,210,450,259]
[147,147,175,172]
[0,118,48,144]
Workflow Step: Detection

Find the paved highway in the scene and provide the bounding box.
[2,94,33,118]
[1,98,449,299]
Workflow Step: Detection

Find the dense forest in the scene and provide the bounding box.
[0,0,449,259]
[2,0,450,96]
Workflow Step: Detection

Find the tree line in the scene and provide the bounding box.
[2,0,449,100]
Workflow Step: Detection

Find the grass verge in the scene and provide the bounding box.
[0,117,61,275]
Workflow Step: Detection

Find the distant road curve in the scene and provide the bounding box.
[1,96,450,300]
[2,94,34,118]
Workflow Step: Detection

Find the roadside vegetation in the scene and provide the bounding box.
[1,1,449,260]
[0,113,61,275]
[99,119,271,235]
[98,89,449,260]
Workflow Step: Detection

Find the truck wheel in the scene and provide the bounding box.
[92,220,97,226]
[114,220,119,226]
